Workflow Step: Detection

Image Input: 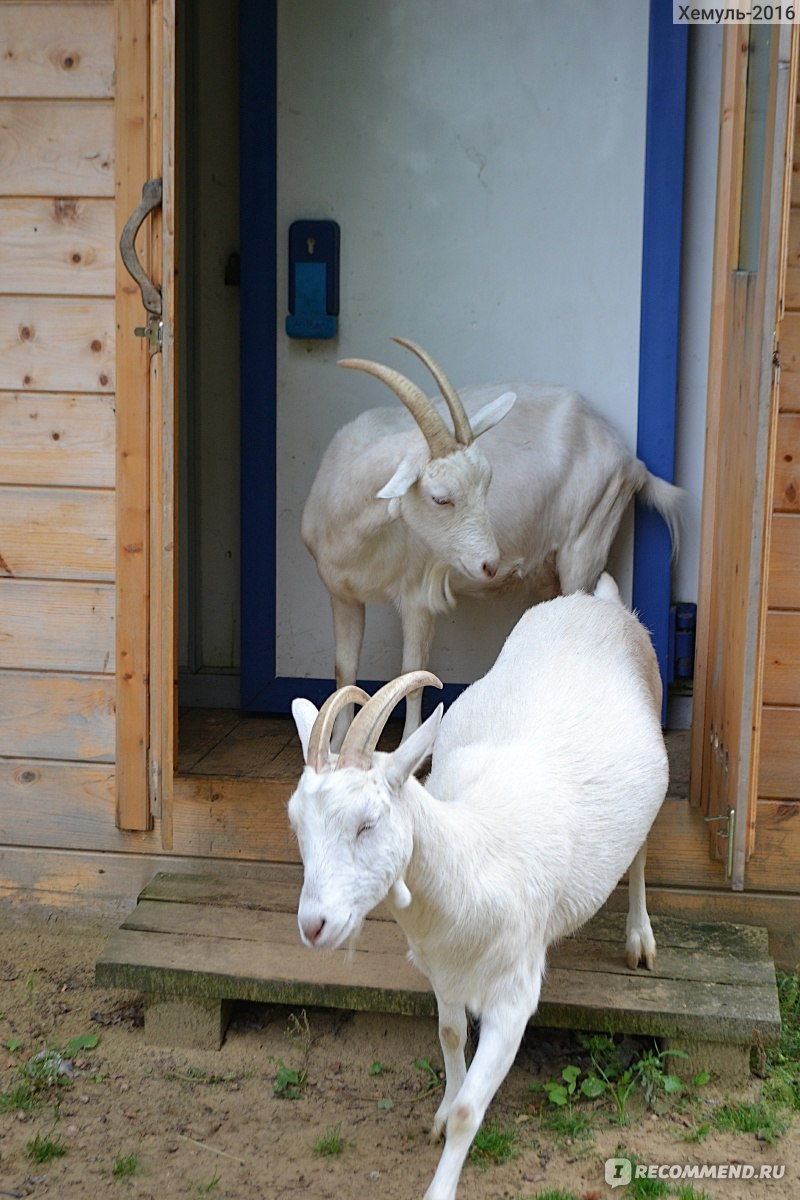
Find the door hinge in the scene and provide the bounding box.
[667,602,696,688]
[705,805,736,878]
[148,748,162,819]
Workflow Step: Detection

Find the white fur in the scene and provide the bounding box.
[302,378,685,742]
[288,575,668,1200]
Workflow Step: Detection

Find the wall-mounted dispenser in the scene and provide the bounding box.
[285,219,340,339]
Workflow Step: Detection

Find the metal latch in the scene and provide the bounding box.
[705,805,736,878]
[134,317,163,349]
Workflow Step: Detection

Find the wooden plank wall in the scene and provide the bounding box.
[755,76,800,864]
[0,3,126,833]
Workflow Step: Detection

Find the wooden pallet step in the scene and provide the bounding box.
[96,869,782,1080]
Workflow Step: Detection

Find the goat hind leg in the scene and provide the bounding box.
[625,842,656,970]
[430,999,468,1143]
[330,596,365,750]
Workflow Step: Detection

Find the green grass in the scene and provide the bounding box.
[112,1153,140,1178]
[761,970,800,1111]
[540,1102,594,1142]
[312,1123,349,1157]
[25,1132,67,1164]
[526,1191,580,1200]
[468,1121,518,1169]
[711,1098,789,1142]
[195,1175,221,1194]
[626,1168,670,1199]
[0,1082,42,1113]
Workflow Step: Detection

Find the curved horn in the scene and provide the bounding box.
[392,337,473,447]
[337,671,443,771]
[339,358,456,459]
[307,685,370,773]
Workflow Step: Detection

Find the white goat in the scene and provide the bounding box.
[288,573,668,1200]
[301,337,685,742]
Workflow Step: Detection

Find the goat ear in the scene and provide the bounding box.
[376,453,422,500]
[384,704,443,790]
[469,390,516,439]
[291,698,319,764]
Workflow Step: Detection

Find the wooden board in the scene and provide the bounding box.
[758,707,800,799]
[767,512,800,607]
[96,872,781,1050]
[0,198,115,296]
[0,3,114,99]
[763,610,800,705]
[0,393,115,488]
[0,670,114,761]
[773,411,800,511]
[0,100,113,196]
[0,486,114,580]
[0,579,114,672]
[0,297,114,393]
[779,310,800,411]
[0,759,129,851]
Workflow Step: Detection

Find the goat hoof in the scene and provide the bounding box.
[625,930,656,971]
[626,947,656,970]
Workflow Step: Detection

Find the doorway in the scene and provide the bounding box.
[178,0,687,770]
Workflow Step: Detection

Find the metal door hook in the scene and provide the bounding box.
[120,177,163,317]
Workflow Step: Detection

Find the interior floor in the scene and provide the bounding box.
[178,709,691,791]
[178,708,403,779]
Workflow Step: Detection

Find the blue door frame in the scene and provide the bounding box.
[239,0,687,715]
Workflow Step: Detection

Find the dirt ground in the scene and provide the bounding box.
[0,909,797,1200]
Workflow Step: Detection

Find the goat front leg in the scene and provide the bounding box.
[423,993,534,1200]
[429,999,468,1143]
[330,596,365,751]
[625,842,656,970]
[399,603,435,741]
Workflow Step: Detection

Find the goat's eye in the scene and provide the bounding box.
[357,822,373,838]
[432,495,454,507]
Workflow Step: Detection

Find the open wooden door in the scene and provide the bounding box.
[115,0,177,843]
[692,22,797,889]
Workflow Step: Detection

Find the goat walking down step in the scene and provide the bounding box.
[302,337,686,743]
[288,574,669,1200]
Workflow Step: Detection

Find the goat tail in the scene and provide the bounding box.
[639,471,686,559]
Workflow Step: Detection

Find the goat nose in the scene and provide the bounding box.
[482,560,498,580]
[301,914,326,945]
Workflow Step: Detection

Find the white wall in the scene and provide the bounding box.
[276,0,651,684]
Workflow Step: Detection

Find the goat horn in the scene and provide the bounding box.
[337,671,443,771]
[392,337,474,447]
[339,358,456,459]
[307,685,371,773]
